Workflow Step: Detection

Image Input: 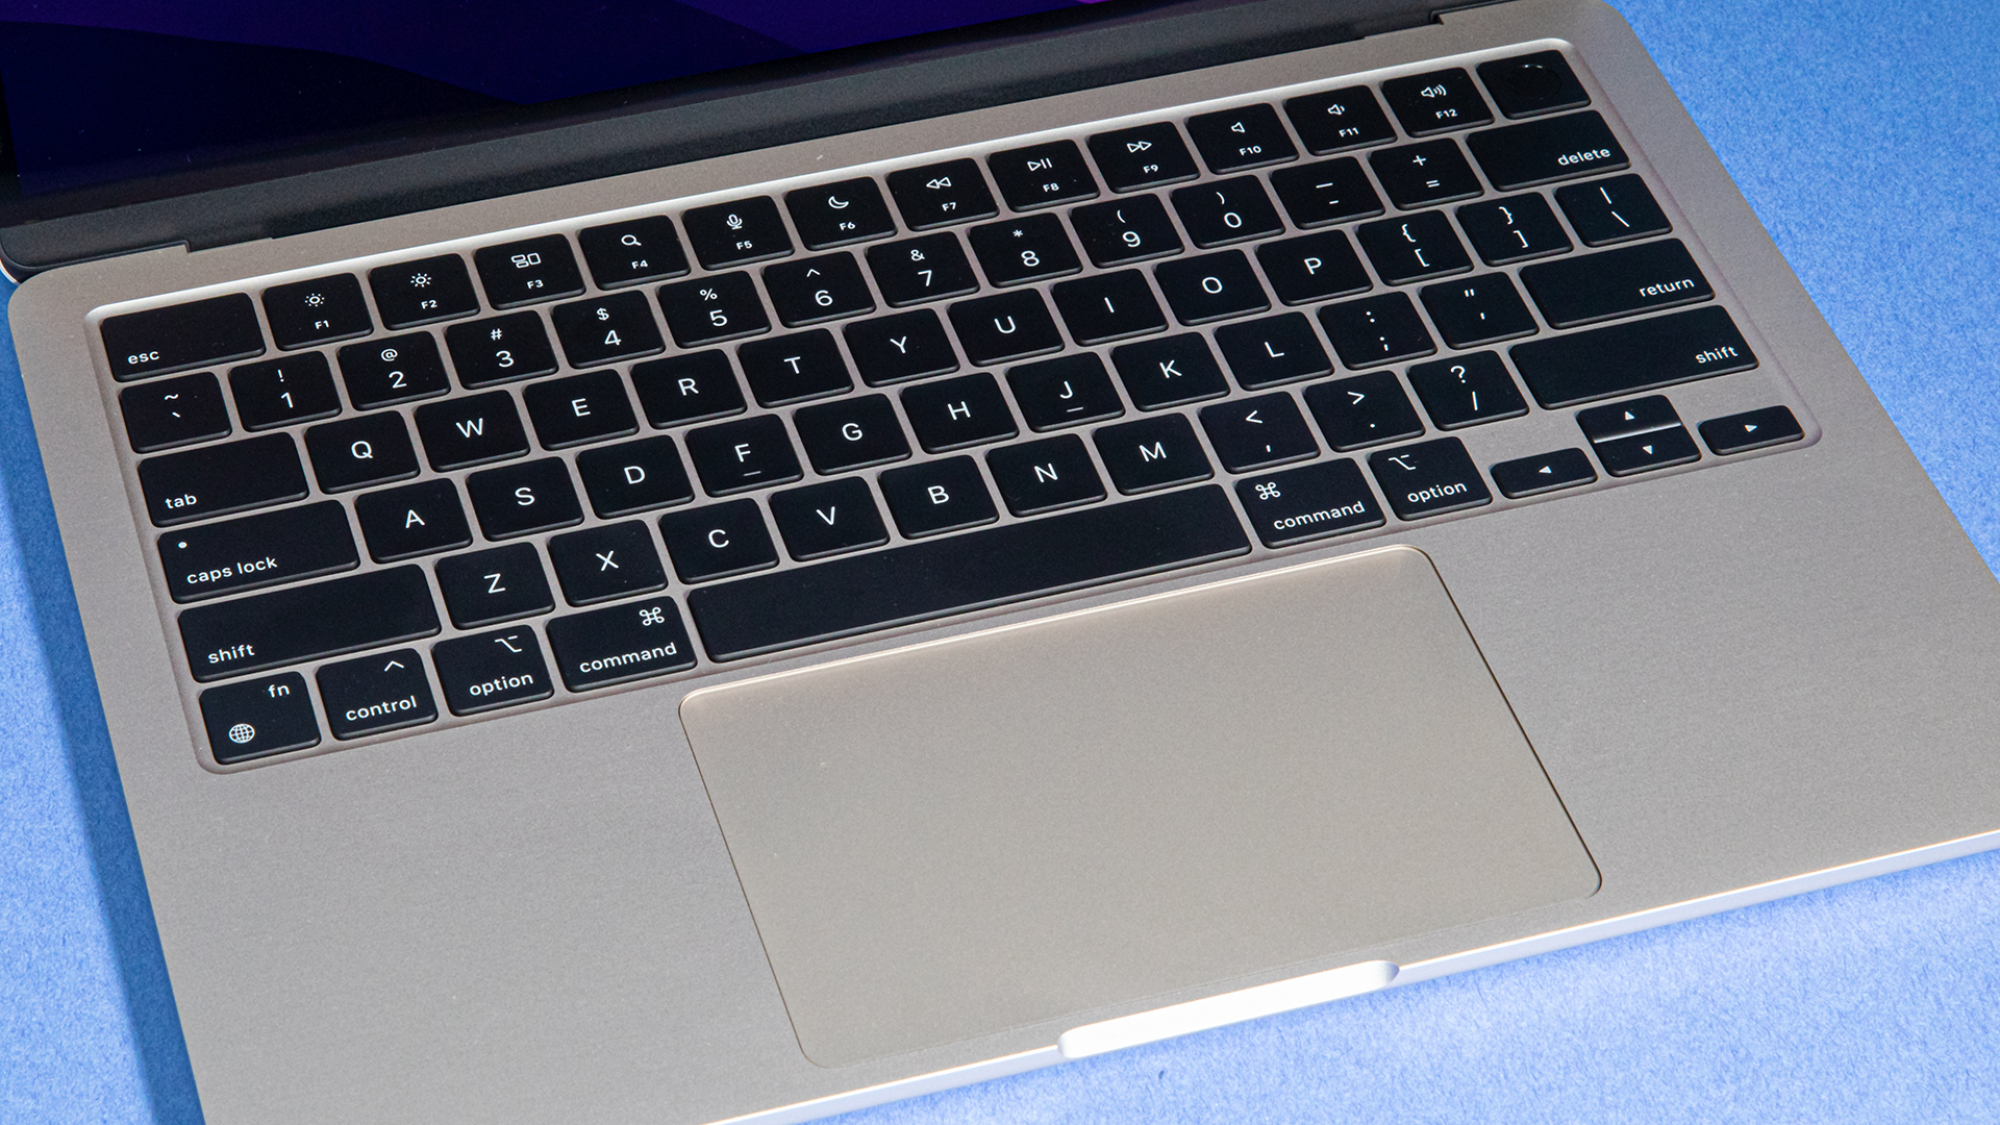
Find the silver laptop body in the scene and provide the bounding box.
[13,0,2000,1120]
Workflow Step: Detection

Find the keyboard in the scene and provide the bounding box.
[97,47,1811,767]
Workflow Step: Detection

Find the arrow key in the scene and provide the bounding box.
[1699,405,1803,455]
[1490,448,1596,498]
[316,649,439,739]
[1591,426,1700,476]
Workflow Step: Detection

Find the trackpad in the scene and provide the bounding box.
[680,546,1597,1067]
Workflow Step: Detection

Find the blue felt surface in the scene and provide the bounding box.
[4,0,1999,1120]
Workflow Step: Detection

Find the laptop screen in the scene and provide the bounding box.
[0,0,1114,198]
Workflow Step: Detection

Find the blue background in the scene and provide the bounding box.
[4,0,1999,1119]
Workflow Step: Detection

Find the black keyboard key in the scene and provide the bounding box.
[948,290,1064,366]
[415,391,529,470]
[684,196,794,269]
[1521,239,1712,328]
[901,372,1018,452]
[466,458,584,539]
[354,479,473,561]
[1093,414,1213,494]
[1478,51,1590,118]
[988,140,1100,210]
[1355,211,1473,285]
[659,500,780,582]
[684,415,802,494]
[1368,140,1483,210]
[548,521,667,605]
[200,674,319,763]
[866,233,980,306]
[1235,459,1384,547]
[577,216,691,288]
[887,159,998,229]
[1214,313,1332,390]
[1256,231,1371,306]
[879,456,998,537]
[844,310,961,386]
[1555,175,1671,246]
[228,352,341,430]
[1008,353,1124,431]
[769,478,890,561]
[1283,87,1395,154]
[546,598,698,691]
[1169,177,1284,247]
[179,565,440,682]
[120,371,230,452]
[1110,333,1230,410]
[523,369,639,449]
[576,435,695,518]
[1087,123,1200,192]
[1419,274,1539,348]
[475,235,585,308]
[316,650,438,740]
[305,411,420,491]
[436,544,555,628]
[445,312,559,387]
[1590,426,1701,477]
[987,435,1105,516]
[794,394,911,473]
[263,274,372,348]
[103,294,264,381]
[369,255,480,329]
[1199,392,1319,472]
[139,434,307,526]
[1303,371,1425,451]
[158,500,357,603]
[1186,103,1297,173]
[630,352,747,428]
[763,253,876,327]
[1069,194,1184,267]
[657,272,772,347]
[1406,351,1529,429]
[1511,307,1756,408]
[1317,293,1436,368]
[688,485,1247,660]
[1575,395,1681,442]
[1467,112,1628,191]
[1269,159,1383,228]
[550,291,666,367]
[433,626,555,716]
[738,330,853,407]
[1367,437,1492,519]
[1154,250,1269,325]
[969,214,1082,286]
[1457,194,1573,265]
[1700,406,1804,455]
[1050,270,1167,345]
[1490,448,1596,498]
[338,333,451,409]
[786,179,898,250]
[1381,68,1492,136]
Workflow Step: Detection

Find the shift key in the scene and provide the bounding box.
[179,566,440,682]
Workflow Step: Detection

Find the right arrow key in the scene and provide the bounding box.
[1699,405,1805,455]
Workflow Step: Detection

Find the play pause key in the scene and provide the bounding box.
[199,672,320,763]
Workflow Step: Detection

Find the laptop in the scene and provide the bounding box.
[8,0,2000,1120]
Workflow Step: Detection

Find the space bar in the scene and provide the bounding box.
[686,485,1251,661]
